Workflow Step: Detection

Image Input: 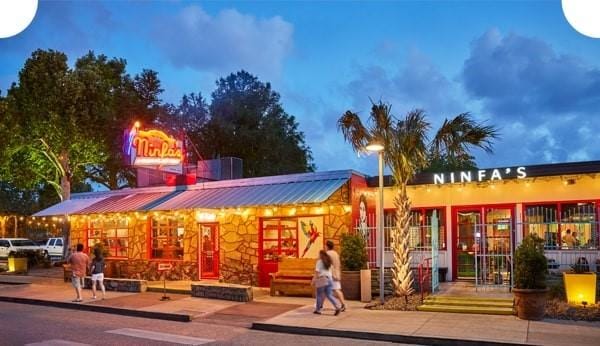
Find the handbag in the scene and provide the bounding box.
[312,275,329,288]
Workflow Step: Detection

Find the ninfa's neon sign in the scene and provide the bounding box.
[432,166,527,185]
[124,122,183,167]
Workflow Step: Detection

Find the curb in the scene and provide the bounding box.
[251,322,531,346]
[0,295,192,322]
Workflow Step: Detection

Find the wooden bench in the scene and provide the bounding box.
[270,258,316,297]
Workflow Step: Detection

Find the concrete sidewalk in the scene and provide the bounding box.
[253,304,600,346]
[0,275,300,325]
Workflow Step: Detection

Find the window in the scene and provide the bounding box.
[525,202,598,249]
[56,239,63,246]
[0,240,9,247]
[524,205,559,249]
[150,217,184,259]
[384,208,446,250]
[49,239,55,246]
[261,218,298,261]
[87,219,129,257]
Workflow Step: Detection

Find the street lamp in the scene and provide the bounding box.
[366,141,385,304]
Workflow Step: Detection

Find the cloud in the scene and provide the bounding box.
[154,6,293,80]
[462,29,600,118]
[345,49,464,123]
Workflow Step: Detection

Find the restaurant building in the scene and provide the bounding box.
[34,159,600,288]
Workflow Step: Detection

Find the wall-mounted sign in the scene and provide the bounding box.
[432,166,527,185]
[124,122,184,172]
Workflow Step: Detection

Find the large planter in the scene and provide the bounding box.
[563,272,597,305]
[513,288,548,320]
[341,271,361,300]
[8,257,28,273]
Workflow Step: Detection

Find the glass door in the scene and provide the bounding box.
[456,211,481,279]
[199,224,219,279]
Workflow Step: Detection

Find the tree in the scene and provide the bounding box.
[1,49,106,202]
[157,92,209,163]
[201,71,314,177]
[338,102,497,303]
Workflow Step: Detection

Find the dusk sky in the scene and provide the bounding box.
[2,1,600,176]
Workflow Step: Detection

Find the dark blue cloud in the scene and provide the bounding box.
[462,29,600,118]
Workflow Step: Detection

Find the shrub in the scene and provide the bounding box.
[514,234,548,289]
[340,233,368,271]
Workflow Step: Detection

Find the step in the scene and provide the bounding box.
[421,299,513,308]
[416,304,514,315]
[424,295,513,303]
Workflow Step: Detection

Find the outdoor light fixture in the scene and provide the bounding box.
[366,140,385,303]
[365,142,384,152]
[564,272,597,306]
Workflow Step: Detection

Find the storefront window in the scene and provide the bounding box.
[150,217,184,259]
[87,219,129,257]
[525,202,598,249]
[524,205,559,249]
[261,218,298,261]
[385,208,445,250]
[560,202,597,249]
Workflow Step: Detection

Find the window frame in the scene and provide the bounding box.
[384,206,447,250]
[148,216,185,260]
[86,218,130,259]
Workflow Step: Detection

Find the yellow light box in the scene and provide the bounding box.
[563,273,597,305]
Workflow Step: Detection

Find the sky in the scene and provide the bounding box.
[1,0,600,176]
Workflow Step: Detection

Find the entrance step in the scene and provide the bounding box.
[417,295,514,315]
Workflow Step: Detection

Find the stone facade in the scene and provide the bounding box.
[191,282,253,302]
[68,183,352,286]
[83,276,147,292]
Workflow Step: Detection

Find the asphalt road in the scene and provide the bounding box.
[0,301,408,346]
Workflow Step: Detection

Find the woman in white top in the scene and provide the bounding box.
[313,250,341,315]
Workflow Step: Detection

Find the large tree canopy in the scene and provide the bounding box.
[200,71,314,177]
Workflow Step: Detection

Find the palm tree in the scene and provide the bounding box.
[338,101,497,303]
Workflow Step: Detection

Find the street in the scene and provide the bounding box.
[0,302,402,346]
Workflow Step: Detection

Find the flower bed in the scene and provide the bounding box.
[364,294,423,311]
[545,298,600,321]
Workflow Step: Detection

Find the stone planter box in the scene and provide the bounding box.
[84,277,147,293]
[191,282,253,302]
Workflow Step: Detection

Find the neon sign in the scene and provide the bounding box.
[124,122,183,167]
[432,166,527,185]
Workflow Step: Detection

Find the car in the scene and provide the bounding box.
[41,237,64,259]
[0,238,44,259]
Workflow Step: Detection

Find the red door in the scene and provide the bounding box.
[258,218,298,287]
[199,223,219,279]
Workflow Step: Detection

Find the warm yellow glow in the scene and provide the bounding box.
[301,206,307,211]
[365,142,384,152]
[289,208,296,216]
[314,207,324,214]
[134,121,141,128]
[564,273,597,305]
[19,216,24,221]
[273,207,278,212]
[343,205,352,213]
[264,209,273,217]
[196,211,216,222]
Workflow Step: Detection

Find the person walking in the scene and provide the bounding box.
[90,247,106,300]
[67,243,89,303]
[313,250,341,315]
[326,240,346,311]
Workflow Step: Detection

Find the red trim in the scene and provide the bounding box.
[198,222,220,279]
[450,203,516,281]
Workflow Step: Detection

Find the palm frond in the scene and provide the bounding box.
[368,101,393,139]
[388,109,430,182]
[431,112,499,160]
[337,110,370,153]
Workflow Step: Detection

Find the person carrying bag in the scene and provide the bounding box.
[312,250,341,315]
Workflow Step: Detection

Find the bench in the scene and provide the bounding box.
[270,258,316,297]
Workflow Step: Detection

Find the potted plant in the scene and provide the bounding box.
[340,233,368,300]
[513,234,548,320]
[8,250,29,274]
[563,256,597,306]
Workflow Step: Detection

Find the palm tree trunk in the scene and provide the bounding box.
[391,180,414,301]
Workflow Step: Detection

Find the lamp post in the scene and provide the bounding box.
[366,142,385,304]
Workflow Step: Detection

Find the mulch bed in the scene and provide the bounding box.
[545,298,600,321]
[364,294,422,311]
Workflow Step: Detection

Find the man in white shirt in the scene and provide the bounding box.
[326,240,346,311]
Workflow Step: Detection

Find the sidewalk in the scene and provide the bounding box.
[253,304,600,346]
[0,275,300,325]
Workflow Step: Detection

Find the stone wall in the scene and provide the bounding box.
[191,282,253,302]
[108,259,198,281]
[217,210,259,285]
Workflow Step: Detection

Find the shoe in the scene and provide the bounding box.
[313,310,322,315]
[334,308,341,316]
[72,299,82,303]
[341,304,346,312]
[92,296,97,299]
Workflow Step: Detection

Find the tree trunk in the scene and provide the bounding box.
[0,217,5,238]
[391,181,414,298]
[59,151,71,257]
